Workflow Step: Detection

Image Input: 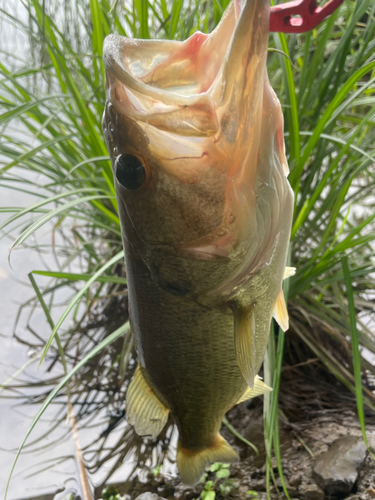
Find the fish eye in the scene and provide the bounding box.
[115,154,146,190]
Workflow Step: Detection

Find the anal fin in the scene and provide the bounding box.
[236,375,272,404]
[273,289,289,331]
[232,303,256,389]
[126,365,169,439]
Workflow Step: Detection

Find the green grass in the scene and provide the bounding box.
[1,0,375,496]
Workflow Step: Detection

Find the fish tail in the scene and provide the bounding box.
[177,434,239,486]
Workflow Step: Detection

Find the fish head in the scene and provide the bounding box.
[103,0,293,300]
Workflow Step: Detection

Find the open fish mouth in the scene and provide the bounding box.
[102,0,293,304]
[103,0,270,138]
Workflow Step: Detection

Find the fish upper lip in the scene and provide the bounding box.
[103,34,214,106]
[103,15,233,102]
[103,31,221,137]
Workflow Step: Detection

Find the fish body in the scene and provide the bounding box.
[103,0,294,485]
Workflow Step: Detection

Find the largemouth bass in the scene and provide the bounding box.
[102,0,294,485]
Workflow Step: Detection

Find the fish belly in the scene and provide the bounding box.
[125,251,247,450]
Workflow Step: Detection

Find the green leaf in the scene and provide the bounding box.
[209,463,222,472]
[216,468,230,479]
[204,480,213,491]
[202,491,215,500]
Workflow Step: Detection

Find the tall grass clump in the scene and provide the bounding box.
[1,0,375,496]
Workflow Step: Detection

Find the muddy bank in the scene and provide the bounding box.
[95,377,375,500]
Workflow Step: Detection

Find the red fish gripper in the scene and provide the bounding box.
[270,0,344,33]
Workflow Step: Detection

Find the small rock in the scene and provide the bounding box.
[157,485,175,498]
[174,491,197,500]
[313,436,367,496]
[287,488,299,497]
[251,478,267,491]
[289,472,303,487]
[251,468,263,479]
[274,479,298,497]
[257,494,268,500]
[300,484,325,500]
[135,494,167,500]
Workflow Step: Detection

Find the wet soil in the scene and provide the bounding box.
[95,376,375,500]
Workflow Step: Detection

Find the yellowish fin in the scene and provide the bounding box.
[177,434,239,486]
[126,365,169,439]
[284,266,296,279]
[236,375,272,404]
[232,303,256,389]
[272,289,289,331]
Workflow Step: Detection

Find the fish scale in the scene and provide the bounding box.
[128,259,246,449]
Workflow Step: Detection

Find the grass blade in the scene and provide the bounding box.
[39,250,124,364]
[341,255,373,455]
[9,194,115,259]
[32,270,127,285]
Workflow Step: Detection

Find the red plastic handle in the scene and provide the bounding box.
[270,0,344,33]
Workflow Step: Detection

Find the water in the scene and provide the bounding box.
[0,183,80,499]
[0,5,123,496]
[0,6,79,494]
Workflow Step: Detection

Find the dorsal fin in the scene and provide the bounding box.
[236,375,272,404]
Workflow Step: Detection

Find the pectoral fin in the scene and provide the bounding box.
[232,303,256,389]
[236,375,272,404]
[272,289,289,331]
[126,365,169,439]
